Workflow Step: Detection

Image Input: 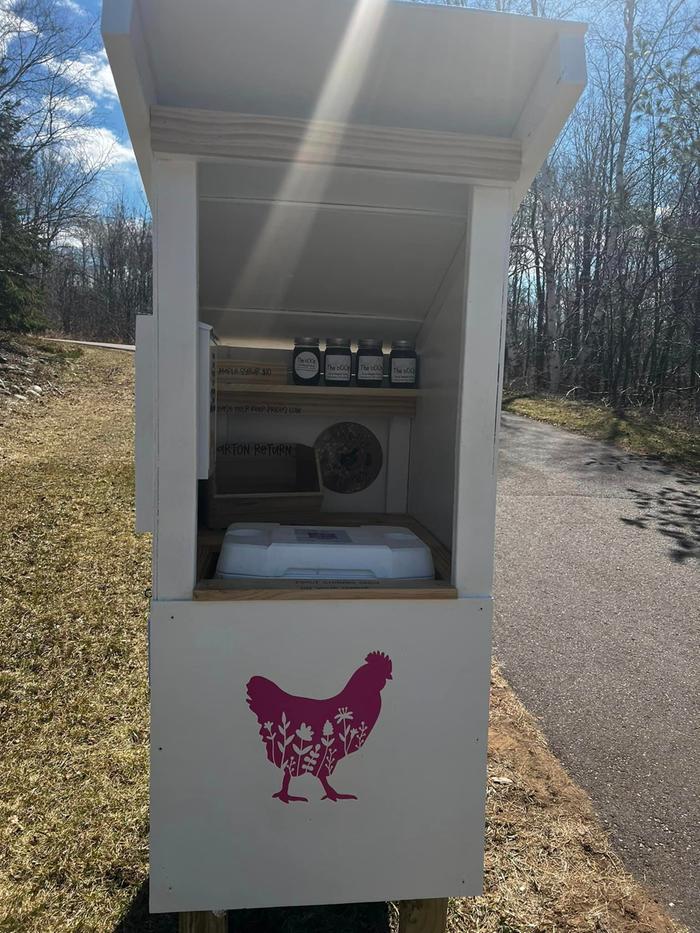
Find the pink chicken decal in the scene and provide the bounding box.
[246,651,393,803]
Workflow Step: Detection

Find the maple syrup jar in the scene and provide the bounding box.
[356,339,385,387]
[390,340,418,388]
[292,337,321,385]
[323,338,352,385]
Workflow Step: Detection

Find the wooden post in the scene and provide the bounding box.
[452,185,512,597]
[152,158,199,600]
[179,911,228,933]
[398,899,449,933]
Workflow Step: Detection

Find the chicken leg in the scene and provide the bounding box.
[319,774,357,801]
[272,770,308,804]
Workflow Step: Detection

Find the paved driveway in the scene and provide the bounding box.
[494,412,699,931]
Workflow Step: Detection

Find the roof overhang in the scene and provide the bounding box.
[103,0,586,207]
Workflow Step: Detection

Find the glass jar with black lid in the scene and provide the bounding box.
[324,338,352,385]
[390,340,418,388]
[292,337,321,385]
[356,339,385,388]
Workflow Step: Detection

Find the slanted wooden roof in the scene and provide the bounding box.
[103,0,586,341]
[103,0,585,197]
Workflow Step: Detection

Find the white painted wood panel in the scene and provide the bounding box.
[201,307,422,345]
[101,0,155,200]
[152,159,199,599]
[198,161,472,216]
[452,187,512,597]
[385,416,411,514]
[513,34,587,204]
[149,597,492,912]
[197,323,213,480]
[135,313,154,532]
[199,199,465,324]
[408,241,467,555]
[133,0,584,136]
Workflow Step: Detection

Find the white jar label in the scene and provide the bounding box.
[391,357,416,384]
[325,354,351,381]
[357,354,384,380]
[294,350,319,380]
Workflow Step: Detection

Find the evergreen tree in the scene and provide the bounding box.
[0,90,43,332]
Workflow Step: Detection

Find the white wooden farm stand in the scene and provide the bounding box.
[103,1,586,928]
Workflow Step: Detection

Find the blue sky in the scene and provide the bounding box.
[62,0,145,209]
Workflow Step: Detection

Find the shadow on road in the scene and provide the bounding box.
[623,482,700,562]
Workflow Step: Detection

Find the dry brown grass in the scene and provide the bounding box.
[503,395,699,473]
[0,348,687,933]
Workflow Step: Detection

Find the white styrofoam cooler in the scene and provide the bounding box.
[215,523,435,580]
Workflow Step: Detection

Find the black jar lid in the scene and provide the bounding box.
[294,337,320,347]
[391,340,415,350]
[358,338,382,350]
[325,337,351,348]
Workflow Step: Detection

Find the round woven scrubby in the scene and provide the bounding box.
[314,422,383,494]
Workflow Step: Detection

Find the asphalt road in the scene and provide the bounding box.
[494,413,699,931]
[43,338,135,352]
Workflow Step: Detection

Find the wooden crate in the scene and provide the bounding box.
[206,442,323,528]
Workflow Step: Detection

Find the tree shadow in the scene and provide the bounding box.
[622,480,700,563]
[605,416,623,444]
[582,450,637,472]
[582,449,689,476]
[111,886,391,933]
[112,881,177,932]
[230,900,391,933]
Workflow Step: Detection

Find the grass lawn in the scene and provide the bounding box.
[0,349,687,933]
[503,395,700,472]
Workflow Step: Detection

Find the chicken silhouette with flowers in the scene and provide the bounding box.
[246,651,393,803]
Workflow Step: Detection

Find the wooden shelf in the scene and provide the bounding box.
[195,513,455,601]
[216,383,418,417]
[194,578,456,601]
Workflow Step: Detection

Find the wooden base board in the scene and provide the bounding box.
[178,899,449,933]
[179,911,228,933]
[194,513,454,601]
[398,899,449,933]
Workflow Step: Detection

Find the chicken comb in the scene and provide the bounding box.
[365,650,392,665]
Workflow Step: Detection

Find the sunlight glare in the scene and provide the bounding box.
[228,0,389,334]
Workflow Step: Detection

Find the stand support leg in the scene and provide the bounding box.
[398,899,448,933]
[179,911,228,933]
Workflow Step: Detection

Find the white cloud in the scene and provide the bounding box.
[50,93,96,118]
[52,50,118,102]
[0,2,38,55]
[59,0,87,15]
[68,126,136,168]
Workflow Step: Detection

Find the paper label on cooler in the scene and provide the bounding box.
[293,529,352,544]
[391,358,416,384]
[294,351,319,380]
[325,354,351,381]
[357,355,384,380]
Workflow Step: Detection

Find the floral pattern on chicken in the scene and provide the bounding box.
[246,651,393,803]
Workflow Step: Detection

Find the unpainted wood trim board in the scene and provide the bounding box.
[151,107,522,182]
[217,383,418,418]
